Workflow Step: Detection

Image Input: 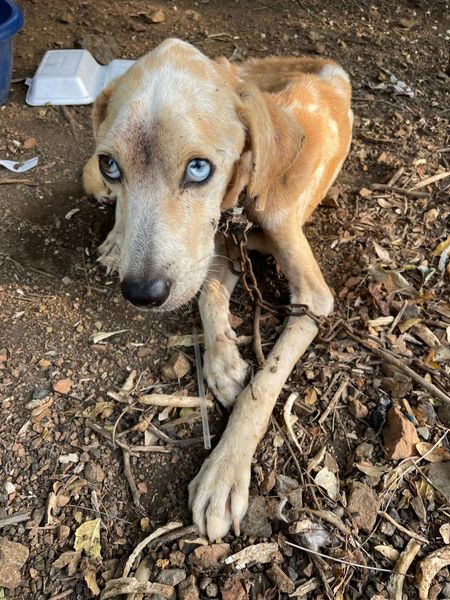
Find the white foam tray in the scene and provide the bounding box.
[26,50,135,106]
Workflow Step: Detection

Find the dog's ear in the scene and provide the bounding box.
[238,84,305,211]
[92,80,117,137]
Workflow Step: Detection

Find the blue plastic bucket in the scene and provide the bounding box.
[0,0,23,105]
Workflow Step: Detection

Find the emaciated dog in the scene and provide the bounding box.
[83,38,353,541]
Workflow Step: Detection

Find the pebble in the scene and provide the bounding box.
[392,534,405,550]
[178,574,199,600]
[32,387,50,400]
[241,496,272,538]
[355,442,374,460]
[84,462,105,484]
[347,482,380,533]
[161,352,191,381]
[190,544,230,569]
[0,537,29,590]
[348,397,369,419]
[156,568,186,587]
[53,378,73,395]
[205,582,219,598]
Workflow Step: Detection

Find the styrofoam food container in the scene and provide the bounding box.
[25,49,135,106]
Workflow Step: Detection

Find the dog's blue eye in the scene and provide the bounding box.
[99,155,121,181]
[185,159,212,183]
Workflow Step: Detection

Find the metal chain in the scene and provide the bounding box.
[228,229,330,330]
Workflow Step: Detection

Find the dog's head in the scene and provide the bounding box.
[92,39,303,310]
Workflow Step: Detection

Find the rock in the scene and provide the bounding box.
[161,352,191,381]
[347,482,380,533]
[437,404,450,428]
[0,348,8,362]
[222,577,246,600]
[205,582,219,597]
[59,13,74,24]
[84,463,105,484]
[427,461,450,499]
[178,574,199,600]
[53,378,73,395]
[0,538,29,589]
[383,407,419,460]
[156,568,186,587]
[74,34,120,65]
[355,442,374,460]
[23,137,37,149]
[267,563,295,594]
[241,496,272,538]
[190,544,230,569]
[149,8,165,23]
[348,397,369,419]
[414,401,437,426]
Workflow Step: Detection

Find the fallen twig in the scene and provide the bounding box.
[109,392,214,409]
[123,522,184,578]
[0,511,30,529]
[343,326,450,407]
[86,420,170,454]
[318,375,350,425]
[122,449,142,509]
[369,183,429,199]
[283,392,303,453]
[286,541,394,573]
[387,539,421,600]
[378,511,428,544]
[0,178,38,186]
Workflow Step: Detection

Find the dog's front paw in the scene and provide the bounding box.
[98,228,122,270]
[203,342,249,408]
[188,442,251,541]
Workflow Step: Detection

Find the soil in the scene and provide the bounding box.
[1,0,450,599]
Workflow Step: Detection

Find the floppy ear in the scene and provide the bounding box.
[92,80,117,137]
[238,84,305,212]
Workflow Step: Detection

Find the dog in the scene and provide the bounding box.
[83,38,353,541]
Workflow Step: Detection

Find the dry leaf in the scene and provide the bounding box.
[74,518,102,560]
[416,442,450,463]
[306,445,326,473]
[90,329,129,343]
[417,546,450,600]
[374,545,400,562]
[433,236,450,256]
[304,388,318,405]
[84,564,101,596]
[83,401,115,420]
[355,461,387,481]
[373,241,391,263]
[399,317,422,333]
[314,467,339,500]
[439,523,450,544]
[52,551,82,575]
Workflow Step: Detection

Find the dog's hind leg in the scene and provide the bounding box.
[200,235,249,408]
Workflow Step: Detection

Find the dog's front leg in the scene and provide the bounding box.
[190,222,333,541]
[200,236,249,408]
[97,200,124,270]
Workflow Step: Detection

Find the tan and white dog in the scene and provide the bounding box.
[83,38,352,541]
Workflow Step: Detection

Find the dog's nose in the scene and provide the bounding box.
[121,277,171,308]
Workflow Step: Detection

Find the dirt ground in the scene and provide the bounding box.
[1,0,450,598]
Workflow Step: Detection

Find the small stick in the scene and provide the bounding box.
[387,167,404,187]
[253,305,265,367]
[122,449,142,509]
[87,420,170,453]
[123,522,184,578]
[343,327,450,407]
[0,511,30,529]
[286,541,395,573]
[387,539,421,600]
[136,394,213,409]
[283,392,302,453]
[369,183,429,199]
[318,375,350,425]
[193,329,211,450]
[378,511,428,544]
[48,590,74,600]
[410,170,450,190]
[0,178,38,186]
